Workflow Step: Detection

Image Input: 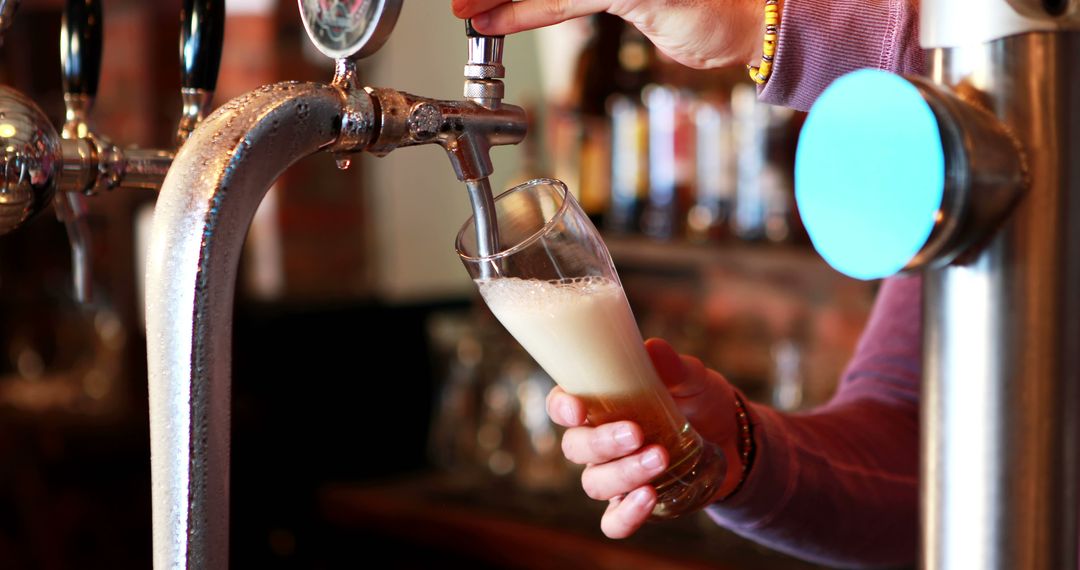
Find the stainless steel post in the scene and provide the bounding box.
[921,32,1080,569]
[794,0,1080,566]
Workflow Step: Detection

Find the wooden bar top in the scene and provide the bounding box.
[320,473,826,570]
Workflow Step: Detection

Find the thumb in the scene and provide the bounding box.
[644,338,739,446]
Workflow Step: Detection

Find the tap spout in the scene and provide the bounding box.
[363,87,526,181]
[145,81,368,568]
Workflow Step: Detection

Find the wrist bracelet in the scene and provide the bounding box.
[747,0,780,85]
[727,392,756,497]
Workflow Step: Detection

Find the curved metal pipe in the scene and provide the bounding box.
[145,81,349,568]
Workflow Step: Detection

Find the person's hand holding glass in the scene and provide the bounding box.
[457,179,748,538]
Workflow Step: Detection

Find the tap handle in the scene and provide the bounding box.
[463,19,505,106]
[465,18,504,40]
[180,0,224,93]
[61,0,103,99]
[59,0,101,304]
[177,0,224,144]
[465,18,505,71]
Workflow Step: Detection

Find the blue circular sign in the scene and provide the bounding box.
[795,69,945,280]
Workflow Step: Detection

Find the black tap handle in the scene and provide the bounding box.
[61,0,103,97]
[180,0,224,92]
[465,18,504,39]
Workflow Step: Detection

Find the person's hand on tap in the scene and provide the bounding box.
[451,0,765,70]
[545,338,745,539]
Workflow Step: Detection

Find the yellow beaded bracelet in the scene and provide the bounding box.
[747,0,780,84]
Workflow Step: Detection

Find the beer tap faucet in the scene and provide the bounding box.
[56,0,103,303]
[462,19,505,261]
[0,0,223,303]
[145,2,527,566]
[341,19,514,263]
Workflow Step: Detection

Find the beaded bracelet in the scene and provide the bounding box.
[726,393,757,497]
[747,0,780,85]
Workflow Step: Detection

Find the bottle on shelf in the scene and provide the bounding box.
[567,14,625,226]
[687,95,736,242]
[641,84,696,240]
[731,83,798,243]
[605,23,655,235]
[607,93,649,234]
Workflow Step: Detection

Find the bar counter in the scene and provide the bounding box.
[321,473,830,569]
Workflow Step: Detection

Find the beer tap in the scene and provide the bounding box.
[462,19,505,262]
[0,0,223,303]
[145,1,527,566]
[56,0,103,303]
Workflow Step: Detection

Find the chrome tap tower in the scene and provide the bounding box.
[144,1,526,567]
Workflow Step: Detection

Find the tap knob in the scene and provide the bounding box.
[464,19,505,107]
[465,19,505,76]
[61,0,102,120]
[59,0,104,303]
[177,0,224,145]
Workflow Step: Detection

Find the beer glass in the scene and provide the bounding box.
[456,178,726,519]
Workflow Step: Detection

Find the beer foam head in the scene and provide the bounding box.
[476,275,657,397]
[476,276,618,308]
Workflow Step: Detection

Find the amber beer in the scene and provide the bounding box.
[475,275,725,518]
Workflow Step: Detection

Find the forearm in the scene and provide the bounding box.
[709,276,923,567]
[760,0,925,111]
[708,400,918,567]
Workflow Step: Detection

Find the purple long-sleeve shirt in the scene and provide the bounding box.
[705,0,926,566]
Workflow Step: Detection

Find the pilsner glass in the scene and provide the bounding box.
[456,178,726,518]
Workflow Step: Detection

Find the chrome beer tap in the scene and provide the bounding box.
[145,2,527,567]
[0,0,223,303]
[56,0,104,303]
[462,19,505,262]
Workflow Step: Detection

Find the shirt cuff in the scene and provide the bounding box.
[758,0,925,111]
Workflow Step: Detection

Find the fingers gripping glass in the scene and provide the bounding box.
[457,178,728,519]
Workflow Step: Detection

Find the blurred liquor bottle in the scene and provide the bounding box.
[605,24,654,235]
[779,111,810,245]
[641,41,745,241]
[642,84,693,240]
[566,14,623,226]
[607,93,648,234]
[688,96,737,242]
[731,83,799,243]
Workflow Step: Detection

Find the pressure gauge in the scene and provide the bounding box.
[298,0,403,60]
